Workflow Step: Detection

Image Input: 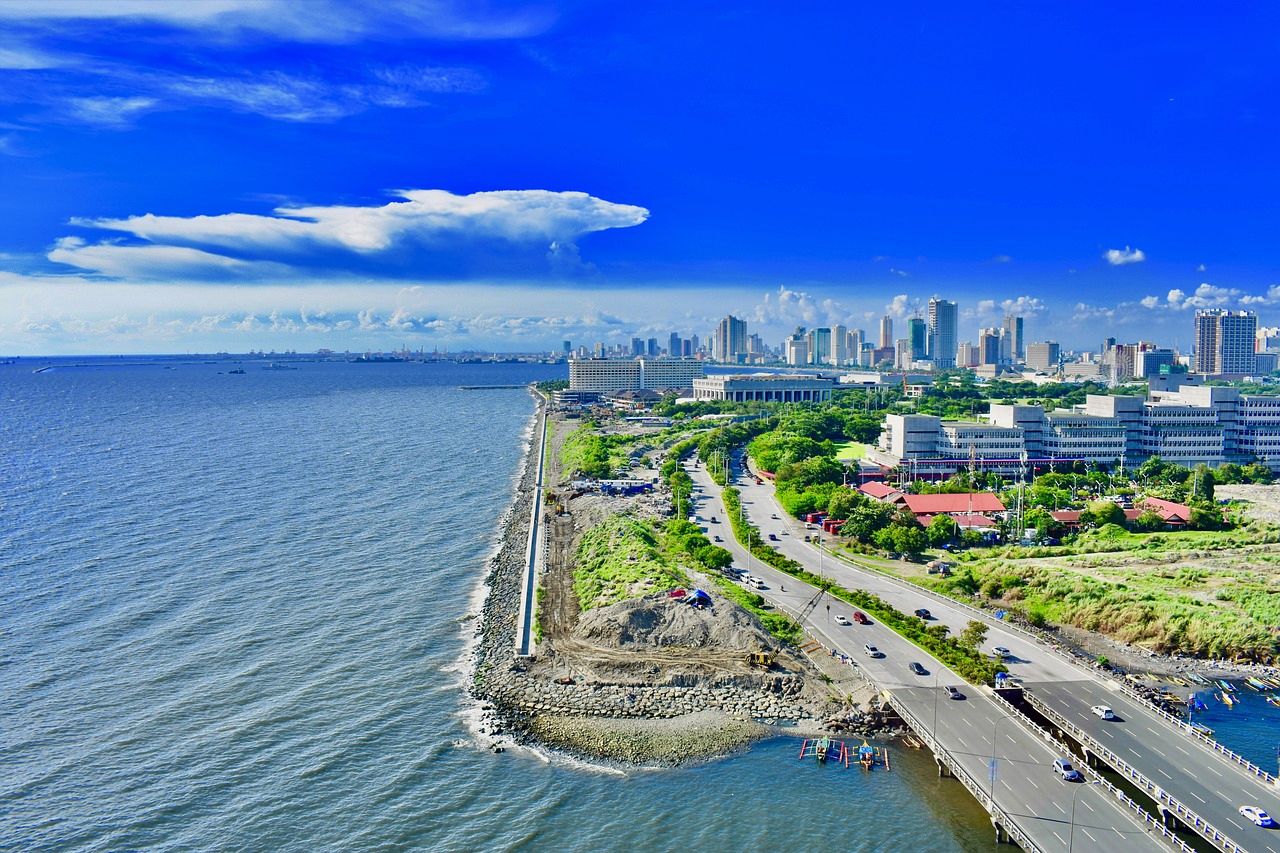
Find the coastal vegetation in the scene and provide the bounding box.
[573,515,688,610]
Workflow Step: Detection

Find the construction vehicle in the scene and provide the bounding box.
[748,651,775,668]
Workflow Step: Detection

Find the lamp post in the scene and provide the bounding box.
[1069,779,1103,852]
[988,712,1020,809]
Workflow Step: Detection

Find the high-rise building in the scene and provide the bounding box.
[785,336,809,366]
[1026,341,1060,372]
[847,328,864,366]
[668,332,682,358]
[879,315,893,349]
[562,340,572,357]
[907,317,927,359]
[646,337,659,357]
[714,315,747,363]
[807,327,832,365]
[1135,348,1175,379]
[978,328,1000,366]
[895,338,912,369]
[630,337,644,356]
[927,298,958,368]
[746,333,765,358]
[957,341,979,369]
[1195,309,1257,375]
[831,324,847,366]
[1003,315,1025,361]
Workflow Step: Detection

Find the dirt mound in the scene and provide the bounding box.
[573,592,779,653]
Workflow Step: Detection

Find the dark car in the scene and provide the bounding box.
[768,533,779,541]
[914,608,932,620]
[909,662,928,676]
[945,686,965,700]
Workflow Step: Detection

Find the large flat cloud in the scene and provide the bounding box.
[76,189,649,255]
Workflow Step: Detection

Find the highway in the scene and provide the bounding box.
[707,452,1280,853]
[683,458,1168,853]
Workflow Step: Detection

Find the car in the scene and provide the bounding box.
[992,646,1011,659]
[713,535,722,542]
[909,662,927,676]
[864,644,883,658]
[852,611,870,625]
[913,608,932,620]
[834,614,852,626]
[748,579,767,590]
[944,686,965,700]
[768,533,779,541]
[1239,806,1274,827]
[710,516,718,523]
[1053,758,1082,782]
[771,513,779,520]
[1090,705,1117,720]
[805,523,817,530]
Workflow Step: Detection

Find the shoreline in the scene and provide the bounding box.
[465,394,887,767]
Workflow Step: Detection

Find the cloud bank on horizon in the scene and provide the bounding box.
[1,1,1279,354]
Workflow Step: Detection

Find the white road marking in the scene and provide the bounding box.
[1052,801,1066,814]
[1081,799,1094,812]
[1157,769,1172,780]
[1082,829,1098,843]
[1127,747,1142,759]
[1151,746,1167,758]
[1207,765,1224,778]
[1098,728,1114,738]
[1052,831,1066,845]
[1189,791,1206,804]
[1026,777,1039,790]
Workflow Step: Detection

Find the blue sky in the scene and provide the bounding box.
[3,1,1280,354]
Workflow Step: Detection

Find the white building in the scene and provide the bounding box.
[569,358,705,392]
[692,374,835,403]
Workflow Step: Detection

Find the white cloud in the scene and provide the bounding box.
[78,189,649,256]
[47,237,292,280]
[1000,295,1045,315]
[888,267,909,277]
[0,40,71,69]
[62,96,158,129]
[991,254,1013,264]
[754,285,823,327]
[885,293,911,318]
[0,1,553,44]
[1140,295,1160,309]
[1103,245,1146,265]
[1241,285,1280,306]
[1196,263,1207,272]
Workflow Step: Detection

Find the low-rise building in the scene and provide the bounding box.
[692,374,835,403]
[569,357,705,392]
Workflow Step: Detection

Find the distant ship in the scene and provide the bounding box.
[263,362,297,370]
[228,368,246,375]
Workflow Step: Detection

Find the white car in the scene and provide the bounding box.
[863,644,883,658]
[1239,806,1274,827]
[1090,705,1116,720]
[992,646,1011,659]
[834,614,852,626]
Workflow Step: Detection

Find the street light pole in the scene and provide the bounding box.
[988,712,1020,809]
[1069,780,1103,852]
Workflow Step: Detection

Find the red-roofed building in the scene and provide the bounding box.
[902,493,1006,520]
[1137,497,1191,526]
[858,481,905,502]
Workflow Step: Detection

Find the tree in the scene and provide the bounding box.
[1085,500,1125,527]
[843,502,896,543]
[1131,510,1165,532]
[926,514,958,546]
[826,487,864,520]
[1188,505,1226,531]
[891,523,927,556]
[959,620,988,650]
[1243,462,1274,484]
[1188,464,1215,503]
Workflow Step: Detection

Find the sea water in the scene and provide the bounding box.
[0,358,1061,850]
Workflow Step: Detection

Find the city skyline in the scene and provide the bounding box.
[4,3,1280,354]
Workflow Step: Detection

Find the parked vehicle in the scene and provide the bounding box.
[1053,758,1082,782]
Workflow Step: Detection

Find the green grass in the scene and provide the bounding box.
[833,441,868,461]
[573,515,689,610]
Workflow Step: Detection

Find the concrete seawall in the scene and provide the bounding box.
[514,398,547,658]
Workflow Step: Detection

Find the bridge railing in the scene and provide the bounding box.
[1111,680,1277,786]
[886,696,1044,853]
[987,692,1196,853]
[1022,689,1245,853]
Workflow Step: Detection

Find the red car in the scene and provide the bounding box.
[852,611,870,625]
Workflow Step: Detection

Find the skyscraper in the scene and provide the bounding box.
[831,324,847,365]
[907,317,927,360]
[847,328,864,366]
[1026,341,1060,372]
[1003,315,1024,361]
[879,315,893,349]
[1195,309,1257,374]
[714,315,747,363]
[806,327,832,365]
[631,337,644,356]
[927,298,958,368]
[646,337,659,357]
[978,328,1000,366]
[668,332,682,358]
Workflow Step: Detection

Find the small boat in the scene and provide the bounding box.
[1189,722,1215,737]
[1247,677,1270,691]
[228,368,246,375]
[1267,695,1280,708]
[1221,691,1235,707]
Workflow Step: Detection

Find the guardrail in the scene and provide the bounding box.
[513,401,547,659]
[1022,689,1244,853]
[887,696,1044,853]
[1111,680,1277,786]
[987,691,1196,853]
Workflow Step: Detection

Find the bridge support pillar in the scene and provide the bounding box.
[935,757,952,778]
[991,819,1007,845]
[1158,806,1175,829]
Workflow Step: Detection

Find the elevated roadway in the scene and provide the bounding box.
[714,453,1280,852]
[684,459,1172,852]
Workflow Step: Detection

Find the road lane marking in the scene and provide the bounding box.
[1026,778,1039,790]
[1206,765,1224,778]
[1082,829,1097,843]
[1081,800,1094,812]
[1151,746,1167,758]
[1127,747,1142,759]
[1052,831,1066,845]
[1157,769,1172,780]
[1189,791,1207,804]
[1052,801,1066,814]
